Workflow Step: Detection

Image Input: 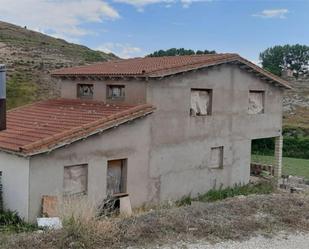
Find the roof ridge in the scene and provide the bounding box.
[145,53,239,74]
[147,54,240,76]
[51,53,238,76]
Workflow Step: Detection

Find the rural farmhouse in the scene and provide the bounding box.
[0,54,291,222]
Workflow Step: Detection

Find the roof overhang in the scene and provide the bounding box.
[0,104,155,157]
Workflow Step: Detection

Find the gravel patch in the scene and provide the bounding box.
[134,233,309,249]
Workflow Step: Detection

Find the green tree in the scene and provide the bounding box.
[148,48,216,57]
[260,44,309,77]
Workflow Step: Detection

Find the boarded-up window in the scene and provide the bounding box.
[77,84,94,99]
[63,164,88,195]
[210,147,224,169]
[248,91,265,114]
[107,85,125,100]
[190,89,212,116]
[107,159,127,196]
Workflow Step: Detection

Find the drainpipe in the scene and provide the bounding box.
[0,65,6,131]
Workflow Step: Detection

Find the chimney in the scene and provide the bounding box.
[0,65,6,131]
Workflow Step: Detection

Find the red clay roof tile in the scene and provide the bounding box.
[0,99,155,155]
[51,53,291,89]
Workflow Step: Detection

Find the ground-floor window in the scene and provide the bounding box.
[107,159,127,196]
[210,146,224,169]
[63,164,88,195]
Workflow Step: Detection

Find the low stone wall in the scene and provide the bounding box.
[250,163,274,176]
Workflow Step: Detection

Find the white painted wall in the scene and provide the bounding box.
[0,152,29,220]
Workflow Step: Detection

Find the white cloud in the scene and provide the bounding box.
[180,0,213,8]
[253,9,289,19]
[114,0,173,11]
[96,42,143,58]
[113,0,212,10]
[0,0,120,41]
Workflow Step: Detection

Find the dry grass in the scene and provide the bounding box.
[284,106,309,129]
[56,195,98,223]
[2,193,309,249]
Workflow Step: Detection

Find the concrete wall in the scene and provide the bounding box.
[146,64,283,201]
[0,152,30,220]
[60,78,147,105]
[23,64,283,220]
[28,117,151,222]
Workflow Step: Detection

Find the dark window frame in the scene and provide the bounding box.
[190,88,213,116]
[107,85,125,100]
[77,84,94,99]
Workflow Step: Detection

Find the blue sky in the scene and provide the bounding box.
[1,0,309,62]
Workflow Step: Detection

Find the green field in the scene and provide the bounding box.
[252,154,309,179]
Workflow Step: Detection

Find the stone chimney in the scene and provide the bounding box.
[0,65,6,131]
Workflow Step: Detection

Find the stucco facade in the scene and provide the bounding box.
[146,64,283,201]
[0,62,284,222]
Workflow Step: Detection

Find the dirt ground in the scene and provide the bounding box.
[1,193,309,249]
[135,233,309,249]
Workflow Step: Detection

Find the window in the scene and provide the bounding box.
[107,159,127,196]
[63,164,88,195]
[107,85,125,100]
[77,84,94,99]
[248,90,265,114]
[210,146,224,169]
[190,89,212,116]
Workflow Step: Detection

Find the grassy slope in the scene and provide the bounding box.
[0,21,116,63]
[0,21,117,109]
[252,154,309,179]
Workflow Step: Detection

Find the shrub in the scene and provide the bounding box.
[56,195,120,248]
[197,182,275,202]
[176,181,275,206]
[0,210,36,232]
[175,195,192,207]
[252,136,309,159]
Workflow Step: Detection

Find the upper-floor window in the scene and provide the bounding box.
[190,89,212,116]
[248,90,265,114]
[107,85,125,100]
[77,84,94,99]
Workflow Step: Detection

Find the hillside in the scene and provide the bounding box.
[0,21,117,109]
[283,78,309,129]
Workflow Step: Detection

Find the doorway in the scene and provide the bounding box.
[106,159,127,196]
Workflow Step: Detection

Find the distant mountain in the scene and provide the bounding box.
[0,21,117,109]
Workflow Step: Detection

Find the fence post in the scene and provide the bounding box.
[274,135,283,187]
[0,172,3,212]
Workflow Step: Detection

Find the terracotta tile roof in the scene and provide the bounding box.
[0,99,155,156]
[51,53,291,89]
